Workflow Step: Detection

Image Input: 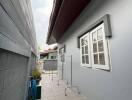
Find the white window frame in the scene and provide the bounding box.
[80,33,92,68]
[90,23,110,70]
[80,23,111,70]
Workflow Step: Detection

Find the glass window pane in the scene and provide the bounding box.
[85,55,89,64]
[85,45,88,54]
[99,53,105,65]
[93,43,97,53]
[84,36,88,45]
[92,32,97,42]
[98,40,104,52]
[82,47,84,54]
[94,54,98,64]
[97,28,103,40]
[81,39,84,46]
[82,56,85,64]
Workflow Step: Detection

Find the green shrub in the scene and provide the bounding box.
[32,68,41,79]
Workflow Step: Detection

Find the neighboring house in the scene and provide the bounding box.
[0,0,37,100]
[46,0,132,100]
[40,48,58,71]
[47,51,57,60]
[40,49,57,60]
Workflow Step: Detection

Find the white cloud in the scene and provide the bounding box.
[31,0,54,51]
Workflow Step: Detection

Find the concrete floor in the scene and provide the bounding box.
[41,72,88,100]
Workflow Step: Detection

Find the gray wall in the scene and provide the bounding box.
[0,0,37,56]
[44,60,57,71]
[57,0,132,100]
[30,53,37,74]
[0,0,37,100]
[0,49,28,100]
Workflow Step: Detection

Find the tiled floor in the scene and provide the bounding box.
[41,72,88,100]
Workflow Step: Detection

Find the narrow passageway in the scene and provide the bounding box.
[41,71,88,100]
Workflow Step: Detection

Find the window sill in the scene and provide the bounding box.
[80,65,112,72]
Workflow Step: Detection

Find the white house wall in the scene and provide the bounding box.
[57,0,132,100]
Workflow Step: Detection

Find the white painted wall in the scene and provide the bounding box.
[57,0,132,100]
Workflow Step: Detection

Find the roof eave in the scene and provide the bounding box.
[46,0,91,44]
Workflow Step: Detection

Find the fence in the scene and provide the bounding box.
[57,54,80,96]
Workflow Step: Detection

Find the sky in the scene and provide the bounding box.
[31,0,56,51]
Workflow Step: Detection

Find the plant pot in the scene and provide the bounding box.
[36,85,41,99]
[36,79,40,85]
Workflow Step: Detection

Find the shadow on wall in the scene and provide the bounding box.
[0,48,29,100]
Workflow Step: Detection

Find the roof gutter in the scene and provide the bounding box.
[46,0,63,44]
[46,0,91,44]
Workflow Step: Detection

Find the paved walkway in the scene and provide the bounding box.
[41,71,88,100]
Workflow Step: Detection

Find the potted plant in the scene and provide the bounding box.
[32,68,41,85]
[31,68,42,99]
